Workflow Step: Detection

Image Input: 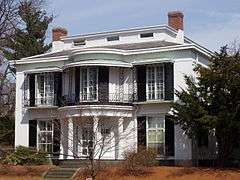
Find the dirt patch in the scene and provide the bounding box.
[0,164,52,177]
[74,166,240,180]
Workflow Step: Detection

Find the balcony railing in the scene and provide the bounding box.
[35,96,56,107]
[24,95,57,107]
[61,92,133,106]
[109,93,133,103]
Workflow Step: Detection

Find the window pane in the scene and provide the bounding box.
[148,118,156,128]
[157,118,164,128]
[80,67,98,101]
[46,144,52,153]
[38,120,53,153]
[39,132,47,143]
[147,65,164,100]
[81,68,88,100]
[89,68,97,100]
[147,116,165,156]
[156,130,164,142]
[156,66,164,100]
[148,130,156,142]
[39,121,45,131]
[148,143,164,155]
[46,121,52,131]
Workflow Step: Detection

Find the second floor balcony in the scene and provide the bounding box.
[61,92,134,106]
[24,63,174,108]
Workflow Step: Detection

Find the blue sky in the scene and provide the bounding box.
[48,0,240,51]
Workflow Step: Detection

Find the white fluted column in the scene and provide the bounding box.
[93,116,99,159]
[117,117,124,159]
[67,117,74,159]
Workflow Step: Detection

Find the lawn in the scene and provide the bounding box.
[1,166,240,180]
[86,166,240,180]
[0,177,41,180]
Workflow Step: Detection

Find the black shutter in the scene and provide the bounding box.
[75,67,80,103]
[98,67,109,103]
[29,120,37,148]
[29,74,35,107]
[54,72,62,106]
[137,116,146,148]
[165,115,175,156]
[53,119,61,157]
[136,66,146,102]
[164,63,174,100]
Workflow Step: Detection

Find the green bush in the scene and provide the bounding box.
[3,146,49,165]
[122,146,157,175]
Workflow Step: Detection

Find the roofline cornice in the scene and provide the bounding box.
[61,25,172,41]
[12,44,211,66]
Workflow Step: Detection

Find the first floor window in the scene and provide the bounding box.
[37,120,53,153]
[146,65,164,100]
[147,116,165,155]
[35,73,54,106]
[80,67,98,101]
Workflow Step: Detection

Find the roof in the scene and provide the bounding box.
[26,50,70,59]
[102,41,178,50]
[61,25,171,40]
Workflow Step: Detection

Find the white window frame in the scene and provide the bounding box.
[146,65,165,101]
[35,73,55,106]
[146,116,165,156]
[37,120,53,153]
[23,74,29,106]
[80,67,98,102]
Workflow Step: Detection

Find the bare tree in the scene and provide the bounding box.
[54,106,136,180]
[0,68,15,148]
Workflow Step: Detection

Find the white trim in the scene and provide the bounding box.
[132,58,172,65]
[62,25,169,40]
[11,44,212,66]
[24,67,62,74]
[58,104,133,111]
[63,60,132,69]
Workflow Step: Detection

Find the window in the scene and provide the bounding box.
[146,65,164,100]
[35,73,54,106]
[147,117,165,155]
[107,36,119,41]
[37,120,53,153]
[74,39,86,46]
[80,67,98,101]
[140,33,153,38]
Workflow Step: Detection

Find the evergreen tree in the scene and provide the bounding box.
[4,0,53,60]
[170,46,240,166]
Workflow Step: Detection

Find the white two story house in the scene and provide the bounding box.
[13,11,212,164]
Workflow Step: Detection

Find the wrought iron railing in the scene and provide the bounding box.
[24,95,57,107]
[109,93,133,103]
[61,92,134,106]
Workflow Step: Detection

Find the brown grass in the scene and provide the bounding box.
[75,166,240,180]
[0,164,52,177]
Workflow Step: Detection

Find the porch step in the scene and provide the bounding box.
[58,159,123,168]
[59,159,91,168]
[43,167,77,179]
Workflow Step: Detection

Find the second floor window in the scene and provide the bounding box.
[35,73,54,106]
[80,67,98,101]
[146,65,164,100]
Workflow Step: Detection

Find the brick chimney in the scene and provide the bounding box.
[52,27,68,42]
[168,11,184,31]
